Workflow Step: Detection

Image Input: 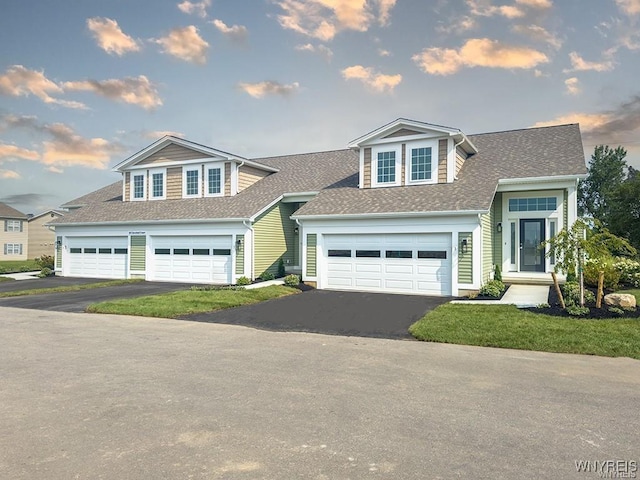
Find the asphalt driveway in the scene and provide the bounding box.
[179,289,450,339]
[0,275,107,293]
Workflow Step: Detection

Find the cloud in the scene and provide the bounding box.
[177,0,211,18]
[62,75,162,110]
[511,24,562,49]
[0,65,86,109]
[412,38,549,75]
[274,0,397,41]
[436,16,477,34]
[564,77,580,95]
[145,130,185,139]
[341,65,402,93]
[378,48,391,56]
[566,51,614,72]
[86,17,141,55]
[153,26,209,64]
[0,143,40,161]
[466,0,525,18]
[515,0,552,8]
[47,166,64,174]
[0,169,20,179]
[0,193,48,205]
[295,43,334,60]
[237,81,300,98]
[615,0,640,15]
[211,19,249,43]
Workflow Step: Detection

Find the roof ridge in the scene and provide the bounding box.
[254,148,352,161]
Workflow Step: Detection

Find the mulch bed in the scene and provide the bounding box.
[525,285,640,319]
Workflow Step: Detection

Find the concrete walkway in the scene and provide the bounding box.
[452,284,550,308]
[0,271,41,280]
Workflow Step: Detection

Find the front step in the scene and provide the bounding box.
[502,273,565,285]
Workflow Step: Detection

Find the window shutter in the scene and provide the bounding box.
[3,244,6,255]
[20,221,23,232]
[3,221,6,232]
[19,244,23,255]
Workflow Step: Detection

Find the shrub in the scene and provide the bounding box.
[608,306,624,316]
[614,257,640,287]
[566,305,590,316]
[277,258,286,278]
[493,264,502,282]
[35,255,55,270]
[583,258,621,290]
[562,281,595,306]
[236,276,251,286]
[479,280,505,298]
[260,271,275,281]
[38,267,53,278]
[284,274,300,287]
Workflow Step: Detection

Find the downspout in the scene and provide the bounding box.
[243,220,254,279]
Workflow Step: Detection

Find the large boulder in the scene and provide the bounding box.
[604,293,637,309]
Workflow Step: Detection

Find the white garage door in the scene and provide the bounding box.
[323,233,452,296]
[150,235,231,284]
[67,237,128,279]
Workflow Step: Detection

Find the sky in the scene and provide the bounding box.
[1,0,640,214]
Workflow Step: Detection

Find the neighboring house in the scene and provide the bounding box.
[27,210,65,259]
[0,202,28,261]
[51,119,587,296]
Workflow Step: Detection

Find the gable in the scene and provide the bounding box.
[136,144,213,166]
[383,128,422,139]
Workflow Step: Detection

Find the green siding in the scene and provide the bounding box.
[563,189,568,230]
[235,234,244,275]
[130,235,146,271]
[253,202,297,277]
[493,193,503,270]
[306,234,317,277]
[55,236,62,269]
[481,213,492,283]
[458,232,473,284]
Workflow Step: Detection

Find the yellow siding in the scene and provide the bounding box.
[481,212,493,283]
[438,139,447,184]
[224,163,231,196]
[253,203,297,278]
[363,148,371,188]
[137,144,212,166]
[167,167,182,199]
[28,213,62,258]
[306,234,317,277]
[458,232,473,284]
[1,219,28,260]
[124,173,130,201]
[55,236,62,269]
[455,146,467,178]
[238,166,269,192]
[235,234,244,275]
[130,235,146,271]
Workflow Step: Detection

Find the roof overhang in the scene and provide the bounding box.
[292,209,488,221]
[47,217,251,228]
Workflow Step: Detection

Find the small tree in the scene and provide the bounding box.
[277,258,286,278]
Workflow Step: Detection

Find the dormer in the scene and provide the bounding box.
[348,119,477,189]
[112,136,278,202]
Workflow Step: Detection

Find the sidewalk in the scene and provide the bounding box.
[452,284,550,308]
[0,271,41,281]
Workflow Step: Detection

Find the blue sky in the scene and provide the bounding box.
[1,0,639,214]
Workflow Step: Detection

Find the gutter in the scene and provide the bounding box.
[498,174,587,185]
[292,209,488,221]
[49,217,251,228]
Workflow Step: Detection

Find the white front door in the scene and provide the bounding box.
[323,233,452,296]
[67,237,128,279]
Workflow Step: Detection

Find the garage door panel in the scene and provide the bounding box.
[355,278,382,288]
[355,263,382,273]
[385,279,413,290]
[328,263,352,273]
[66,237,127,279]
[385,264,414,275]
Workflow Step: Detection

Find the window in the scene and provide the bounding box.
[328,249,352,257]
[84,248,96,253]
[377,151,396,184]
[114,248,128,254]
[410,147,432,181]
[151,171,164,199]
[155,248,170,255]
[5,220,22,232]
[193,248,210,255]
[206,167,222,196]
[4,243,22,255]
[418,251,447,259]
[98,248,112,254]
[213,249,231,256]
[508,197,557,212]
[133,174,145,200]
[184,168,200,197]
[386,250,412,259]
[173,248,189,255]
[510,222,516,265]
[70,248,82,254]
[356,250,381,258]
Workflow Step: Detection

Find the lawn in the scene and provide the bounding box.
[410,289,640,359]
[0,260,40,274]
[0,279,143,298]
[87,285,298,318]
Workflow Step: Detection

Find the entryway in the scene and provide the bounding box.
[520,219,545,272]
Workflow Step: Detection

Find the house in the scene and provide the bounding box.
[1,202,28,260]
[27,210,65,259]
[50,119,587,296]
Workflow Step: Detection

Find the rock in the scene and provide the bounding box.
[604,293,637,309]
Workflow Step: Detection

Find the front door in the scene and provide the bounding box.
[520,219,545,272]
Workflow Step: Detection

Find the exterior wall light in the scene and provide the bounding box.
[496,222,502,233]
[461,238,468,254]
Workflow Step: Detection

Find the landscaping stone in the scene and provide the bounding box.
[604,293,637,309]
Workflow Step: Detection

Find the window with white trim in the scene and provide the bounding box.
[4,220,22,232]
[410,147,432,181]
[131,173,146,200]
[4,243,22,255]
[205,165,223,197]
[150,169,166,200]
[183,167,201,197]
[377,151,396,184]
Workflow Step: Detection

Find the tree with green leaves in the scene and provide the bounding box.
[609,173,640,252]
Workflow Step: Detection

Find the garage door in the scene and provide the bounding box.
[323,233,452,296]
[67,237,128,279]
[150,235,231,284]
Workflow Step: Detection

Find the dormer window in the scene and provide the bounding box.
[131,172,146,201]
[410,147,432,181]
[205,164,224,197]
[372,146,401,187]
[183,167,200,197]
[150,169,166,200]
[406,140,438,185]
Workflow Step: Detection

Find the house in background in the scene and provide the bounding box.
[27,210,65,259]
[51,119,587,296]
[1,202,28,260]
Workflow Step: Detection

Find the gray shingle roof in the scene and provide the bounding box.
[0,202,27,219]
[52,123,587,225]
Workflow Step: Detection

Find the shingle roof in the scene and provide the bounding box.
[52,123,587,225]
[0,202,27,219]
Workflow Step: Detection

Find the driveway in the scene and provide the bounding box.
[0,279,189,312]
[1,307,638,480]
[179,289,450,339]
[0,275,107,293]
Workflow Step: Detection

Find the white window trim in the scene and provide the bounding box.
[4,243,23,255]
[130,171,147,202]
[371,146,402,188]
[6,220,22,232]
[149,168,167,201]
[183,165,202,198]
[405,139,438,186]
[204,162,225,198]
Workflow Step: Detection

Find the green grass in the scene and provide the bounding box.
[87,285,298,317]
[0,276,15,283]
[409,304,640,359]
[0,260,40,274]
[0,279,143,298]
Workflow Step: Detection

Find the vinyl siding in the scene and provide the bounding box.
[306,234,317,277]
[235,234,244,275]
[563,189,568,230]
[124,173,130,201]
[481,212,493,283]
[28,213,61,258]
[363,148,371,188]
[55,236,62,269]
[167,167,182,199]
[455,146,467,178]
[383,128,422,139]
[1,219,28,260]
[401,144,406,186]
[238,166,269,192]
[224,162,231,196]
[137,144,212,166]
[130,235,146,271]
[458,232,473,284]
[253,202,297,277]
[493,193,503,270]
[438,139,447,184]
